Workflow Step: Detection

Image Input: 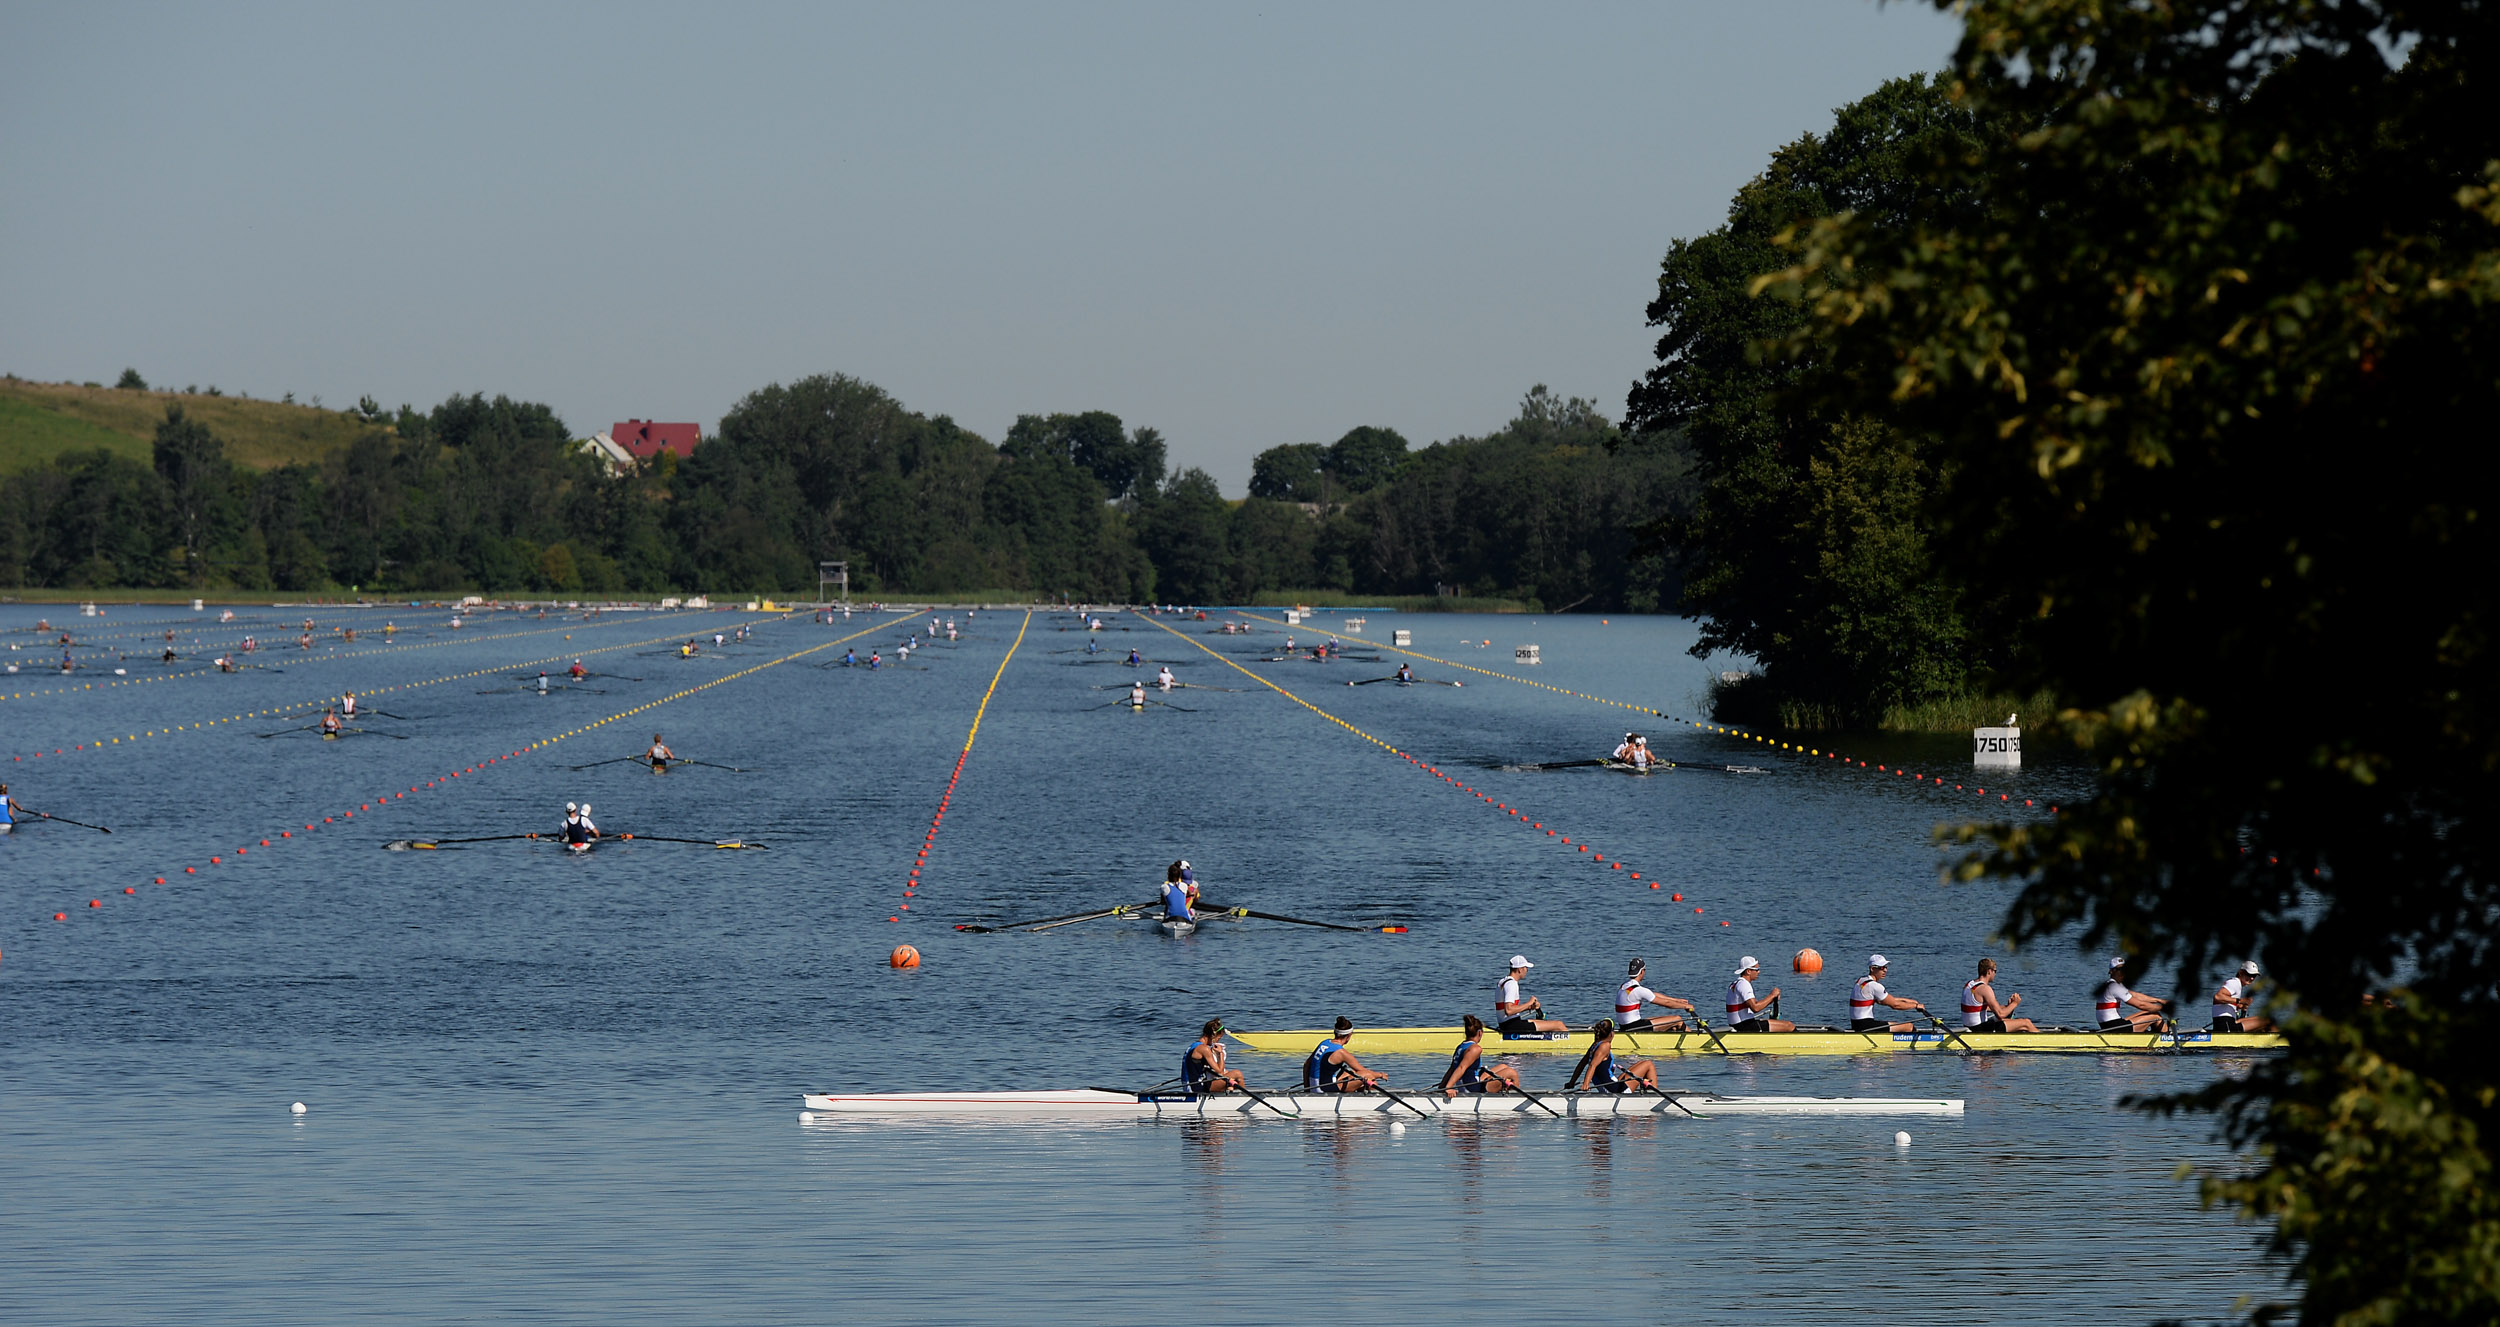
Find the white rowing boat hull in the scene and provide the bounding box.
[799,1089,1962,1118]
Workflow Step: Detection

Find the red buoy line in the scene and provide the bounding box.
[894,611,1032,927]
[1228,609,2056,815]
[2,607,721,707]
[1133,613,1731,927]
[36,612,917,927]
[6,614,792,768]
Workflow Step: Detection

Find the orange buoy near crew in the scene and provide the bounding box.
[890,945,921,969]
[1794,948,1824,974]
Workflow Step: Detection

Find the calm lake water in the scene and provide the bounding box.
[1,602,2276,1323]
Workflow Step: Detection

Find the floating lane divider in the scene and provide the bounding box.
[5,614,789,767]
[37,613,916,927]
[1229,610,2055,816]
[899,610,1032,925]
[1134,612,1731,927]
[1,608,718,706]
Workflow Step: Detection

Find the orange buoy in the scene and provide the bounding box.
[1794,948,1824,974]
[890,945,921,969]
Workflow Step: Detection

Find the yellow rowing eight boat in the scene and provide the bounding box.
[1226,1025,2284,1056]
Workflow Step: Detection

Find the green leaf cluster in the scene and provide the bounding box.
[1765,3,2500,1320]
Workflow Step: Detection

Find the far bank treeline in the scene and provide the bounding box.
[0,379,1689,609]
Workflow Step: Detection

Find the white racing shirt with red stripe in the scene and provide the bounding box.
[1851,976,1886,1022]
[1617,979,1658,1019]
[2096,978,2131,1024]
[1962,978,1991,1027]
[1726,977,1757,1022]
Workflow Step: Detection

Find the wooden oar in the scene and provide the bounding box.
[384,832,546,851]
[26,809,112,833]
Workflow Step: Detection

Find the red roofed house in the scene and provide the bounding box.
[584,419,702,472]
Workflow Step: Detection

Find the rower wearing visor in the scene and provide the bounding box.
[1183,1020,1245,1094]
[1726,957,1796,1033]
[2211,961,2269,1033]
[1848,955,1929,1033]
[1962,958,2038,1032]
[1303,1018,1384,1093]
[2094,956,2172,1033]
[1614,958,1696,1032]
[1437,1015,1524,1098]
[1496,956,1568,1035]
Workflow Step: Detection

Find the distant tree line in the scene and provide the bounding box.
[0,376,1689,609]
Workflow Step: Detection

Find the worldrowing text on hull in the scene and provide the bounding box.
[1223,1026,2286,1056]
[799,1089,1964,1118]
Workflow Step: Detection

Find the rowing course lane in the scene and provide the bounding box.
[1227,608,2077,817]
[898,610,1032,925]
[4,611,918,932]
[0,610,2268,1323]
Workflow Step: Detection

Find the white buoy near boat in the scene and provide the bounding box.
[291,1101,307,1115]
[1894,1130,1911,1147]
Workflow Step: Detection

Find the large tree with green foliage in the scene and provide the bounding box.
[1766,3,2500,1319]
[1628,74,1996,724]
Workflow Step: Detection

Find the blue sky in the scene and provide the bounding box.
[1,2,1961,489]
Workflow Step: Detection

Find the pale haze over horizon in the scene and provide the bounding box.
[2,2,1961,491]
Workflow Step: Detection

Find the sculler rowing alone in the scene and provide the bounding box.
[1962,959,2038,1032]
[1614,957,1697,1031]
[1727,957,1796,1033]
[1128,682,1147,708]
[320,709,343,737]
[0,782,20,834]
[1496,955,1568,1034]
[1848,955,1929,1032]
[1155,665,1176,691]
[1183,1020,1246,1094]
[1303,1017,1385,1093]
[339,690,358,718]
[647,734,675,773]
[1436,1015,1524,1097]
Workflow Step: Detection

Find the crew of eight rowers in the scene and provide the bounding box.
[1179,953,2274,1099]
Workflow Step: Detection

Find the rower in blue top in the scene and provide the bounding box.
[1125,648,1142,667]
[1161,860,1198,923]
[1303,1017,1386,1093]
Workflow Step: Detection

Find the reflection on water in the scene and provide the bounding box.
[0,606,2266,1322]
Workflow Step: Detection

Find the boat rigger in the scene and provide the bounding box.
[1224,1025,2286,1056]
[798,1089,1963,1119]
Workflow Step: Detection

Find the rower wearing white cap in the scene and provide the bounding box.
[1725,957,1795,1033]
[2211,961,2269,1033]
[1496,956,1568,1035]
[1614,958,1696,1032]
[1848,955,1929,1033]
[1962,958,2038,1033]
[2094,956,2172,1033]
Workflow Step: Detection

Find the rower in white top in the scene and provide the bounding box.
[1155,665,1176,692]
[2211,961,2270,1033]
[1726,957,1796,1032]
[1960,958,2038,1032]
[1495,956,1568,1035]
[1613,957,1696,1032]
[1848,955,1929,1033]
[2094,956,2172,1032]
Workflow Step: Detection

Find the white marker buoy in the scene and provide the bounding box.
[798,1111,815,1124]
[1894,1130,1911,1147]
[291,1101,308,1115]
[1390,1121,1406,1136]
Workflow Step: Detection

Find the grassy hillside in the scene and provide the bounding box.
[0,377,382,473]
